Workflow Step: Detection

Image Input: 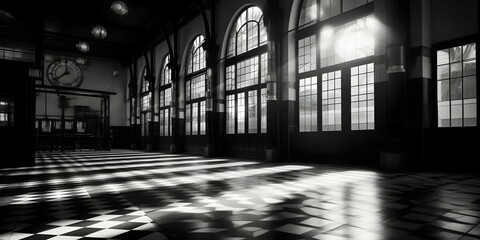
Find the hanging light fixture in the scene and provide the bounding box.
[111,1,128,16]
[76,57,87,65]
[76,41,90,52]
[91,25,107,39]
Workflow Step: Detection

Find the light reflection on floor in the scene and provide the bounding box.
[1,150,480,240]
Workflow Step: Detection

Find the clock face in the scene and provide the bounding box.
[47,59,84,88]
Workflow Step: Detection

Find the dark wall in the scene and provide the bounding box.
[431,0,478,44]
[185,136,206,155]
[424,128,480,173]
[290,132,378,165]
[0,61,35,167]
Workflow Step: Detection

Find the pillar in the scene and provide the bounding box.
[380,0,409,171]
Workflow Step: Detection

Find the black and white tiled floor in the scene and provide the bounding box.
[1,151,480,240]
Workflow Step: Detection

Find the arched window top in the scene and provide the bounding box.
[161,55,171,86]
[141,67,149,92]
[227,6,267,58]
[298,0,317,28]
[187,35,206,74]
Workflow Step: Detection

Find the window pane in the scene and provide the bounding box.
[188,74,206,100]
[437,49,449,65]
[299,0,317,27]
[463,43,476,60]
[320,15,375,68]
[237,56,259,89]
[438,101,450,128]
[300,77,318,132]
[351,63,374,130]
[162,55,171,86]
[237,93,245,134]
[450,46,462,62]
[186,104,191,135]
[200,101,206,135]
[463,60,476,76]
[227,95,235,134]
[226,65,236,91]
[192,102,198,135]
[464,99,477,127]
[450,78,462,100]
[464,76,476,99]
[343,0,355,12]
[437,65,449,80]
[322,71,341,131]
[450,63,462,78]
[247,22,259,52]
[159,110,165,136]
[261,88,267,133]
[451,100,462,127]
[298,35,317,73]
[261,53,268,84]
[437,80,450,101]
[248,90,258,133]
[320,0,332,21]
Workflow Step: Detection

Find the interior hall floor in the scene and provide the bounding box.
[1,151,480,240]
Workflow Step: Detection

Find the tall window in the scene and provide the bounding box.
[185,35,207,136]
[140,68,151,137]
[297,0,375,132]
[226,6,268,135]
[159,55,172,136]
[0,100,12,127]
[351,63,374,130]
[437,43,477,127]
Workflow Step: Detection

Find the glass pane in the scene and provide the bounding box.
[320,0,332,21]
[463,43,476,60]
[438,101,450,128]
[450,78,462,100]
[437,49,450,65]
[464,99,477,127]
[463,60,476,76]
[450,63,462,78]
[450,46,462,62]
[237,93,245,134]
[298,35,317,73]
[437,80,449,101]
[463,76,476,99]
[248,90,258,133]
[437,65,449,80]
[343,0,355,12]
[451,100,462,127]
[299,0,317,27]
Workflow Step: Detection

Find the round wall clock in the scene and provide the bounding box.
[46,59,84,88]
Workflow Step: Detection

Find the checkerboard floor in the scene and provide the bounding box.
[1,150,480,240]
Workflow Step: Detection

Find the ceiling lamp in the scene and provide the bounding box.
[111,1,128,16]
[76,41,89,52]
[76,57,87,65]
[91,25,107,39]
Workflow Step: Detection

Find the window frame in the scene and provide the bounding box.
[225,6,269,135]
[159,55,173,137]
[433,35,479,128]
[185,35,208,136]
[140,67,151,137]
[295,1,375,133]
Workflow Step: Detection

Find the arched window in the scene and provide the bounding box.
[159,55,172,136]
[297,0,375,132]
[226,6,268,135]
[185,35,207,136]
[140,68,151,137]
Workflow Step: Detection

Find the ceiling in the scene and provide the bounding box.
[1,0,210,64]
